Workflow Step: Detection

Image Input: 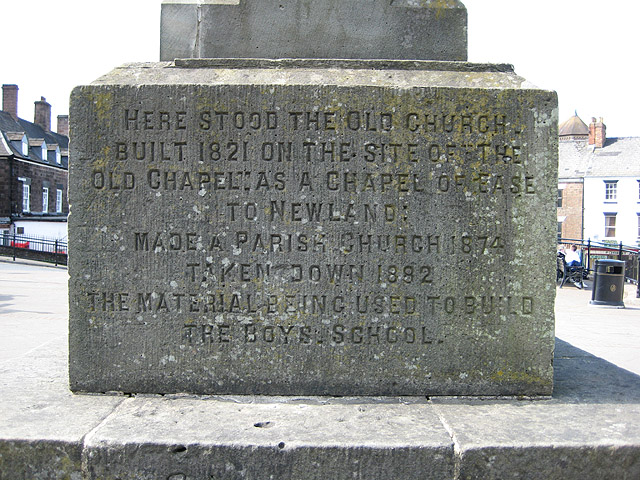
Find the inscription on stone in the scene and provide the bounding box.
[69,62,557,395]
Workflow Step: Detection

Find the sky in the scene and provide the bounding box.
[2,0,639,137]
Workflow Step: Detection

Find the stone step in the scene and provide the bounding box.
[2,335,639,479]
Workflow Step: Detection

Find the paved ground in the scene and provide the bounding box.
[0,258,69,365]
[1,256,638,376]
[555,278,640,376]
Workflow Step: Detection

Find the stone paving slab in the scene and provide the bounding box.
[433,357,640,479]
[1,259,639,479]
[0,331,125,479]
[84,397,454,480]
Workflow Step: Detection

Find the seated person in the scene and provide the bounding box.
[565,244,581,267]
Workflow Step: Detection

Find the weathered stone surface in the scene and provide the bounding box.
[0,441,83,480]
[431,340,640,479]
[0,334,125,480]
[160,0,468,61]
[68,60,557,396]
[432,399,640,479]
[84,398,455,480]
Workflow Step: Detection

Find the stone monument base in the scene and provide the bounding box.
[2,334,639,479]
[69,59,556,397]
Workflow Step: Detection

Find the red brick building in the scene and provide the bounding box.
[1,84,69,240]
[557,113,588,241]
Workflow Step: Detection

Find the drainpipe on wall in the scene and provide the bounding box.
[581,178,585,240]
[9,155,14,232]
[581,177,585,269]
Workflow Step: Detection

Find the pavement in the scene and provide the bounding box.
[555,276,640,376]
[1,257,639,479]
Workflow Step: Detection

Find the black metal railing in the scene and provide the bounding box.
[0,233,67,266]
[558,238,640,298]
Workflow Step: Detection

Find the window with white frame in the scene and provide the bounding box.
[55,146,61,165]
[41,141,47,161]
[557,189,563,208]
[56,189,63,213]
[42,187,49,213]
[20,179,30,213]
[604,213,617,238]
[604,180,617,201]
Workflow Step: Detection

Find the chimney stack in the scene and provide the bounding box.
[34,96,51,132]
[2,84,19,120]
[57,115,69,136]
[588,117,606,148]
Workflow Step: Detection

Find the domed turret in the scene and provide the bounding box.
[559,112,589,142]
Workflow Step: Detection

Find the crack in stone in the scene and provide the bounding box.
[432,402,462,480]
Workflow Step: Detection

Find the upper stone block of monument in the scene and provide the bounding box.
[160,0,467,61]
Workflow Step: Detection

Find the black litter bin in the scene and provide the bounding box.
[590,259,625,308]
